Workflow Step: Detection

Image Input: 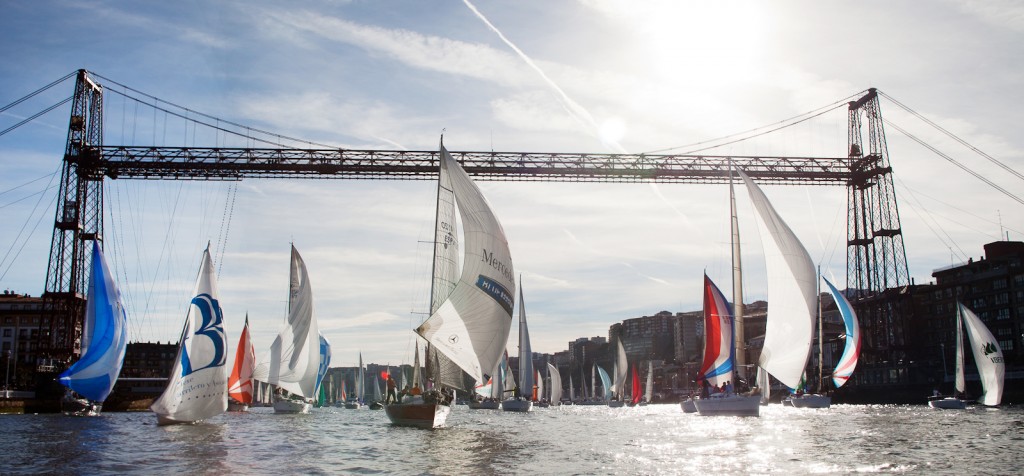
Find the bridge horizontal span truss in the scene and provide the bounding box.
[83,146,853,184]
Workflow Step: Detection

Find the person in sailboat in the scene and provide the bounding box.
[386,375,397,403]
[410,383,422,396]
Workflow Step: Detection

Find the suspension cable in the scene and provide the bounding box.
[885,119,1024,206]
[0,96,73,137]
[879,91,1024,182]
[89,71,335,149]
[0,71,76,114]
[641,91,867,155]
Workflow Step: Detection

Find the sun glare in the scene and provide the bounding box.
[626,2,767,89]
[600,117,626,146]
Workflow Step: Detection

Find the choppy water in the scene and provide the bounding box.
[3,403,1022,475]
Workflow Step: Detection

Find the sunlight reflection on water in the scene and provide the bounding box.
[2,403,1022,474]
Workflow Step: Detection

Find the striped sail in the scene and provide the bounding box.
[699,274,734,385]
[960,303,1004,406]
[738,170,816,390]
[823,277,860,388]
[596,365,612,400]
[227,316,256,405]
[58,242,129,404]
[151,248,228,423]
[416,143,515,387]
[315,333,331,397]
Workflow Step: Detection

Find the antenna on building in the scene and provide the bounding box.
[998,210,1005,241]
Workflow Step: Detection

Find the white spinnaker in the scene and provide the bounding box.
[739,170,816,390]
[960,303,1005,406]
[416,144,515,385]
[252,245,320,397]
[548,362,562,405]
[151,249,228,422]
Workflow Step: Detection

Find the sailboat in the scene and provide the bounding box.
[629,363,642,406]
[738,169,817,404]
[929,302,1004,409]
[504,278,534,412]
[547,362,562,406]
[251,245,321,414]
[385,141,515,429]
[533,367,549,407]
[151,247,228,425]
[640,360,653,406]
[692,275,760,416]
[315,333,331,407]
[227,315,256,412]
[58,241,129,417]
[345,353,368,409]
[608,339,628,407]
[790,276,862,409]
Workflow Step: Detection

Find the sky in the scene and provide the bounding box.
[1,0,1023,368]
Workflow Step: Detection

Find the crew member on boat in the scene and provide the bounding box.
[386,375,397,403]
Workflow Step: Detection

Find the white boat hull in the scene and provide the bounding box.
[928,397,967,409]
[693,394,761,417]
[501,399,533,412]
[385,402,451,429]
[789,394,831,409]
[274,399,312,414]
[680,398,697,413]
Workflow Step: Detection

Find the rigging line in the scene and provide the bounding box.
[0,71,76,114]
[0,167,59,278]
[896,174,1024,236]
[640,91,865,155]
[679,102,851,156]
[885,119,1024,206]
[90,72,336,149]
[0,172,56,198]
[0,96,73,137]
[216,182,237,277]
[0,192,57,282]
[140,181,186,342]
[879,91,1024,183]
[0,183,59,210]
[107,182,142,341]
[892,175,970,261]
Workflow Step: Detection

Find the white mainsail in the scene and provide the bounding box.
[252,245,321,398]
[738,170,816,390]
[151,248,228,424]
[959,303,1004,406]
[517,280,534,399]
[612,339,628,398]
[547,362,562,405]
[644,360,654,403]
[415,143,515,387]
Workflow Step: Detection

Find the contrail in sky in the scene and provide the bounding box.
[461,0,627,153]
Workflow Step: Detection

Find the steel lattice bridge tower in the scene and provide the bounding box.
[42,70,910,373]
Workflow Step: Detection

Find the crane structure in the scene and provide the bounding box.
[38,70,910,383]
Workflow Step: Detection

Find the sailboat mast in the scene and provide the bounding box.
[729,163,747,383]
[817,266,824,393]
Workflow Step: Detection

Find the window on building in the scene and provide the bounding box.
[994,279,1008,290]
[997,308,1011,320]
[2,329,10,337]
[996,293,1010,305]
[999,340,1014,351]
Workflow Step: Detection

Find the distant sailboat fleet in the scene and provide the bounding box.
[51,143,1005,427]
